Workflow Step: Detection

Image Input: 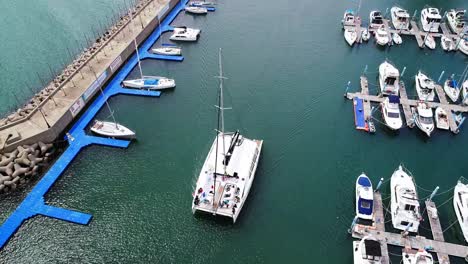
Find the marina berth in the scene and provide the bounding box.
[192,49,263,223]
[380,96,403,130]
[420,7,442,33]
[446,9,466,34]
[353,236,382,264]
[454,181,468,242]
[375,25,389,46]
[390,6,410,31]
[90,120,136,140]
[355,174,373,220]
[170,26,201,41]
[415,71,435,101]
[378,61,400,96]
[390,165,421,233]
[412,102,435,137]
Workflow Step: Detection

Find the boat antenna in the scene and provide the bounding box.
[130,9,144,79]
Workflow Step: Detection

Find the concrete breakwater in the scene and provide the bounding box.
[0,0,174,152]
[0,142,54,193]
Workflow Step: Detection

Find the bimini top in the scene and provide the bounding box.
[364,239,382,257]
[424,8,442,19]
[395,9,410,18]
[380,61,400,77]
[143,79,159,85]
[389,95,400,104]
[358,176,371,187]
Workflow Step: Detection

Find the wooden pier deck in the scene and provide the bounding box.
[353,195,468,262]
[360,76,372,119]
[399,81,415,128]
[434,85,460,133]
[426,201,450,264]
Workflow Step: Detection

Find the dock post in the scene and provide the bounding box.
[344,81,351,97]
[428,186,440,201]
[412,10,417,21]
[348,216,358,234]
[401,66,407,77]
[437,71,445,83]
[363,65,368,76]
[375,178,384,192]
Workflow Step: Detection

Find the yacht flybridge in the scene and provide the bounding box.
[390,165,421,233]
[369,11,384,29]
[454,181,468,242]
[353,236,382,264]
[446,9,466,34]
[420,7,442,32]
[379,61,400,96]
[390,6,410,31]
[192,49,263,223]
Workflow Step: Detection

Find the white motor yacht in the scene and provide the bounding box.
[420,7,442,32]
[381,96,403,130]
[170,26,201,41]
[454,181,468,242]
[424,35,436,49]
[392,33,402,45]
[415,71,435,101]
[344,28,358,46]
[412,102,435,137]
[189,1,216,7]
[390,6,410,31]
[463,80,468,105]
[444,78,460,102]
[90,120,136,140]
[458,38,468,56]
[369,11,384,29]
[342,10,357,27]
[446,9,466,34]
[441,36,456,51]
[152,44,182,56]
[379,61,400,95]
[122,76,176,90]
[390,165,421,233]
[435,107,449,130]
[375,25,390,46]
[192,49,263,223]
[361,28,370,42]
[353,236,383,264]
[356,174,373,220]
[185,6,208,14]
[402,248,434,264]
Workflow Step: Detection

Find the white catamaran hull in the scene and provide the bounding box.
[170,27,201,42]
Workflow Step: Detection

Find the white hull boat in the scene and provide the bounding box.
[459,39,468,56]
[446,9,466,34]
[189,1,216,7]
[361,29,370,42]
[392,33,402,45]
[122,76,176,90]
[381,96,403,130]
[355,174,373,220]
[435,107,449,130]
[420,7,441,32]
[454,181,468,242]
[424,35,436,49]
[441,36,456,51]
[415,71,435,101]
[463,80,468,105]
[170,27,201,42]
[342,10,357,27]
[444,78,460,102]
[192,49,263,223]
[152,45,182,56]
[90,120,136,139]
[402,248,434,264]
[390,6,410,31]
[412,102,434,137]
[369,11,384,29]
[375,26,389,46]
[185,6,208,14]
[390,165,421,233]
[379,61,400,96]
[353,236,383,264]
[344,28,358,46]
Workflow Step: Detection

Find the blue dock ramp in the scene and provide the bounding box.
[0,0,189,250]
[353,97,367,131]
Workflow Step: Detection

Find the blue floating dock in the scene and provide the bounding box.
[353,97,367,131]
[0,0,190,249]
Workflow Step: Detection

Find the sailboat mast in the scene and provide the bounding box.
[218,48,227,175]
[130,10,144,78]
[99,87,118,128]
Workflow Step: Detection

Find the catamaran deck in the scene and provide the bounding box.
[346,75,465,134]
[352,192,467,263]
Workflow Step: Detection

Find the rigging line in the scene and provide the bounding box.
[432,186,455,197]
[442,218,459,233]
[436,196,453,209]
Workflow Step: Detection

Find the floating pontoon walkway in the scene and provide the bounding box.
[0,0,190,249]
[347,76,464,134]
[353,193,468,263]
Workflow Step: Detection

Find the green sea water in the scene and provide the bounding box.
[1,0,468,263]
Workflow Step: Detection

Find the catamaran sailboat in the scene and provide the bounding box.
[381,96,403,130]
[344,28,358,46]
[446,9,466,34]
[356,174,373,220]
[444,77,460,102]
[415,71,435,101]
[170,26,201,41]
[402,248,434,264]
[192,49,263,223]
[454,181,468,242]
[353,236,383,264]
[375,25,390,46]
[420,7,442,32]
[390,165,421,233]
[379,61,400,96]
[435,107,449,130]
[369,11,384,29]
[390,6,410,31]
[412,102,435,137]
